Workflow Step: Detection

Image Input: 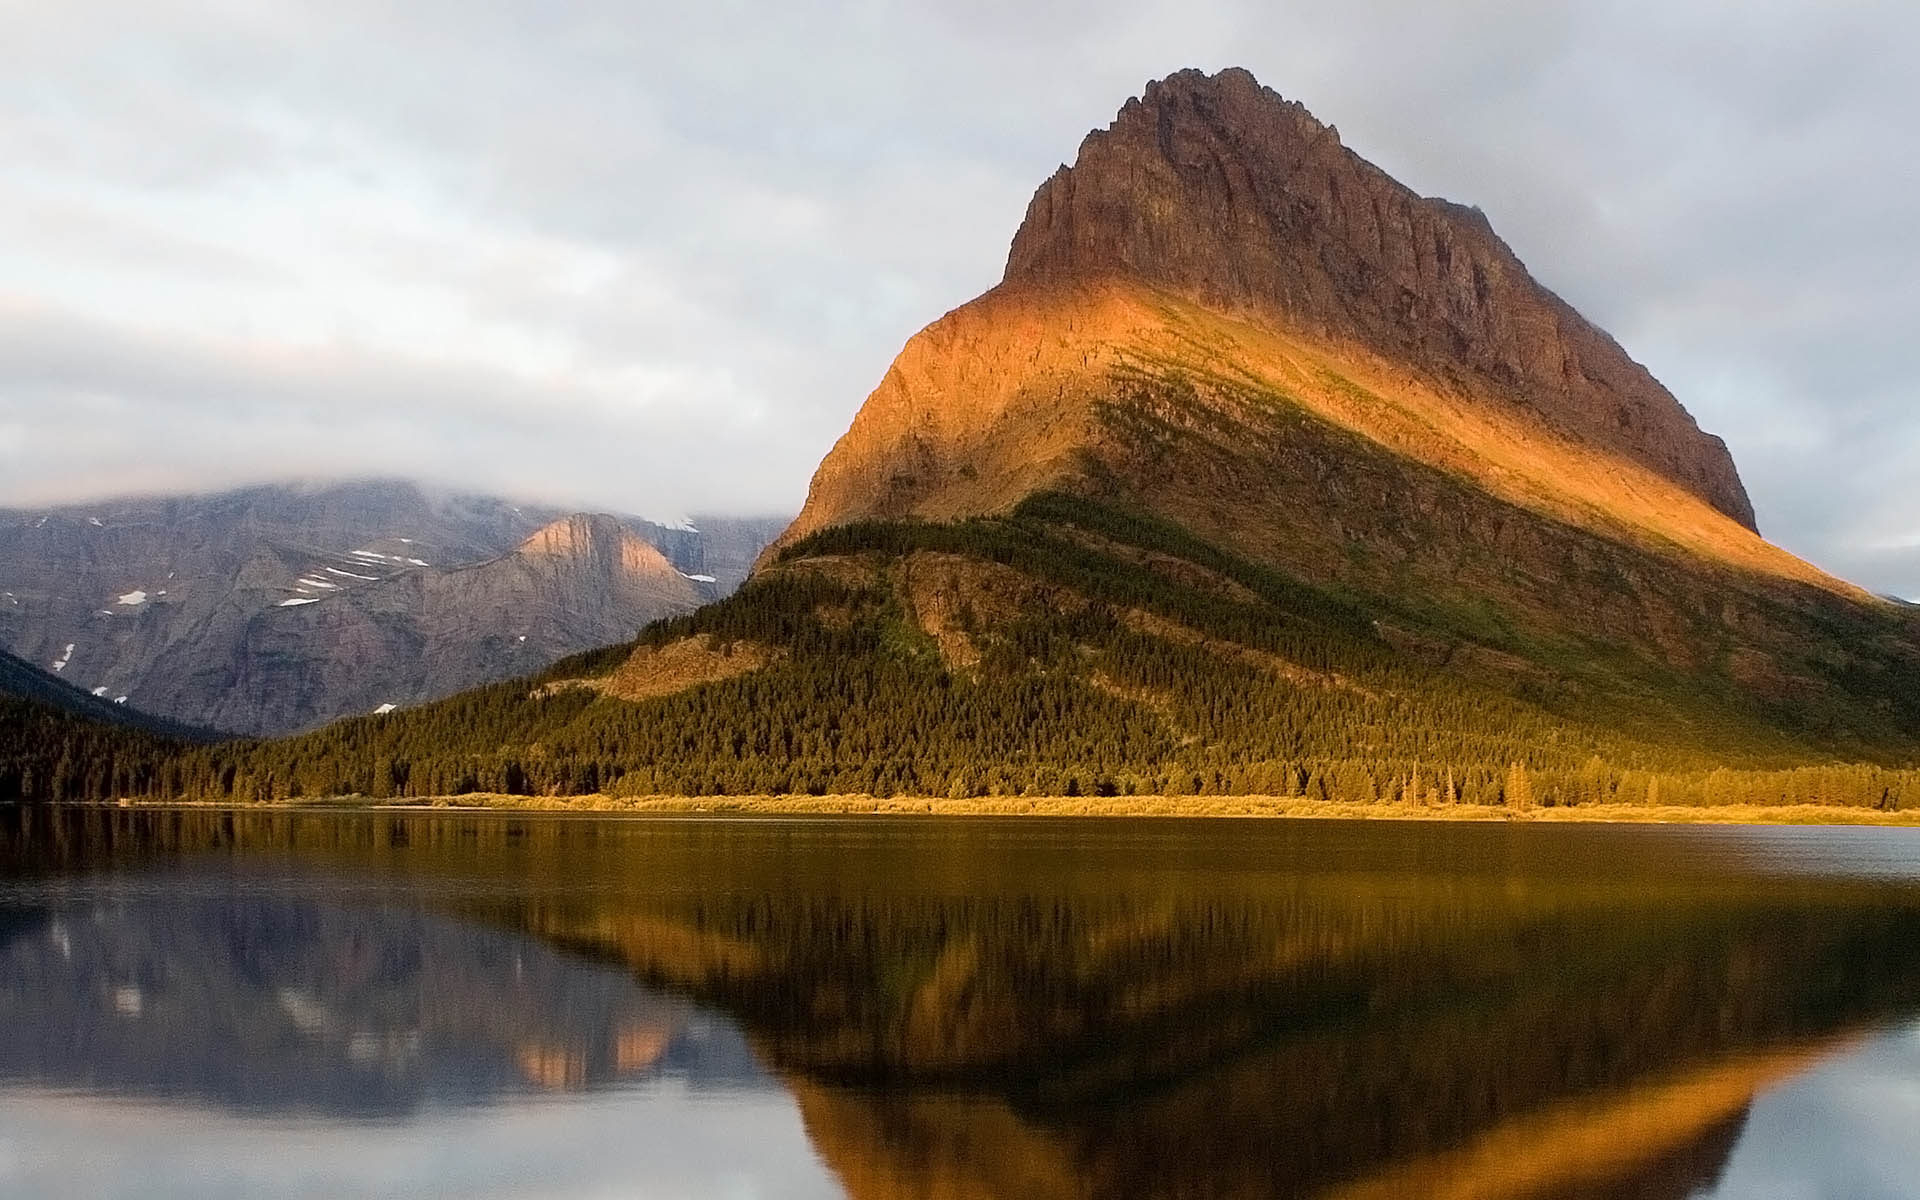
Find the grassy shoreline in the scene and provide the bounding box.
[91,793,1920,825]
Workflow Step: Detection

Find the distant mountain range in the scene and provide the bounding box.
[0,480,786,735]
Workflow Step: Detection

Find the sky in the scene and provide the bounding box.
[1,1,1916,596]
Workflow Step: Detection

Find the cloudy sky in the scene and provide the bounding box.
[2,1,1915,594]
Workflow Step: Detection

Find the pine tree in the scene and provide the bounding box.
[1506,762,1534,812]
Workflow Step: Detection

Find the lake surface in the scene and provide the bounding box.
[3,809,1920,1199]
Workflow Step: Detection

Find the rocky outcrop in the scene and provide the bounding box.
[512,514,701,617]
[1003,67,1755,529]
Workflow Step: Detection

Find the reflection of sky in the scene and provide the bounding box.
[0,1080,845,1200]
[1696,1023,1920,1200]
[1681,825,1920,884]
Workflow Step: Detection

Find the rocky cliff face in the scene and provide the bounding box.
[0,482,787,735]
[1002,67,1755,529]
[138,513,708,736]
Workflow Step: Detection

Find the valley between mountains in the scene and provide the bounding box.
[5,68,1917,814]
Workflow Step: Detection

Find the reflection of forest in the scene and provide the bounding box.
[7,808,1920,1198]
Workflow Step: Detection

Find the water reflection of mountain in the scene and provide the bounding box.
[0,878,767,1117]
[521,893,1920,1200]
[8,809,1920,1199]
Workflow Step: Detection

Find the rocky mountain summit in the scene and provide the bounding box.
[0,482,786,735]
[1003,68,1753,528]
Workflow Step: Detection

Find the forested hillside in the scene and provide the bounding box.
[127,494,1917,811]
[0,649,190,801]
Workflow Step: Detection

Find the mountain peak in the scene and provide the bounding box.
[1003,68,1756,529]
[519,513,638,557]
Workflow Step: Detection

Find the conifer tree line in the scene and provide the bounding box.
[0,696,180,803]
[6,494,1916,809]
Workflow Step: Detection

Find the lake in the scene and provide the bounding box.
[3,808,1920,1199]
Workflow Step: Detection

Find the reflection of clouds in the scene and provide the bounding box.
[1696,1022,1920,1199]
[0,1081,844,1200]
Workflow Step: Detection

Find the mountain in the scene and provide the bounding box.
[0,481,787,735]
[777,69,1758,551]
[142,70,1920,804]
[141,513,707,736]
[760,67,1917,748]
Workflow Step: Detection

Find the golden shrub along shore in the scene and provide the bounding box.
[100,793,1920,826]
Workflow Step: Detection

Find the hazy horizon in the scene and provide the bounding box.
[0,473,795,525]
[3,2,1916,596]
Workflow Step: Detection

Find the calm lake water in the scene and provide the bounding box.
[3,809,1920,1199]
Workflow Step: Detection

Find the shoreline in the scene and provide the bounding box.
[84,794,1920,826]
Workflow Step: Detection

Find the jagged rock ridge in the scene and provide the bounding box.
[1003,67,1755,528]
